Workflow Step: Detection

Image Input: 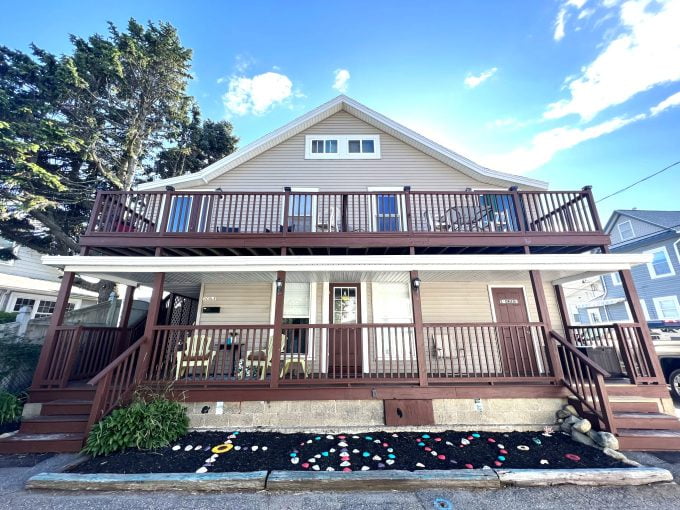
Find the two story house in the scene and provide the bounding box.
[2,96,678,454]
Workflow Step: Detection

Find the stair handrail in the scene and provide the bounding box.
[84,335,150,434]
[550,330,617,434]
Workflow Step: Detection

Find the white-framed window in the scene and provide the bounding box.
[305,135,381,159]
[587,307,602,324]
[645,246,675,279]
[367,187,406,232]
[611,272,622,286]
[639,299,651,321]
[0,238,17,266]
[674,239,680,266]
[653,295,680,320]
[10,294,77,319]
[617,220,634,241]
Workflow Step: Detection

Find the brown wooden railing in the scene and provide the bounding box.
[85,188,602,237]
[566,324,657,384]
[86,335,148,432]
[424,323,553,381]
[551,331,615,433]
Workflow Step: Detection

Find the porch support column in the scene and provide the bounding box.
[116,285,136,355]
[410,270,428,387]
[529,270,564,382]
[617,269,665,383]
[554,284,571,334]
[134,272,165,383]
[31,271,75,389]
[270,270,286,389]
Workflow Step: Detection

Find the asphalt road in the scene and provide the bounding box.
[0,449,679,510]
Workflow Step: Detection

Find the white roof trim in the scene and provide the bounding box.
[0,273,98,298]
[137,95,548,191]
[44,253,649,276]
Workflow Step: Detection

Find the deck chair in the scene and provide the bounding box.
[422,209,451,232]
[245,334,286,380]
[175,335,216,379]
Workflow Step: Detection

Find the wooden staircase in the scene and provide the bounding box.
[0,388,94,454]
[610,401,680,451]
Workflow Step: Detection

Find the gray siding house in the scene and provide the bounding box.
[576,210,680,324]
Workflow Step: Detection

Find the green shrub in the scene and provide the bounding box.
[0,391,22,424]
[0,311,17,324]
[83,396,188,456]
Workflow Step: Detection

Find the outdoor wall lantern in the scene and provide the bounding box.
[165,185,175,191]
[411,277,421,291]
[276,278,284,294]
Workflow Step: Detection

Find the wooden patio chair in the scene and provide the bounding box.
[422,209,452,231]
[245,334,286,380]
[175,335,216,380]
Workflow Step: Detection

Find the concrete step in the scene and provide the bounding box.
[20,415,89,434]
[41,400,93,416]
[0,433,84,454]
[613,412,680,430]
[618,429,680,451]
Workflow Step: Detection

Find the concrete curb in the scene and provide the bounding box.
[25,471,268,492]
[25,467,673,492]
[267,469,500,490]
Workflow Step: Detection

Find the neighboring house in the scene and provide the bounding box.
[574,210,680,325]
[4,96,679,454]
[0,238,97,319]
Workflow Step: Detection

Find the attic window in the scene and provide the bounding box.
[617,220,634,241]
[305,135,380,159]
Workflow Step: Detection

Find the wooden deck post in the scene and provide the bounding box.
[553,284,572,335]
[116,285,136,355]
[270,270,286,388]
[529,270,564,382]
[134,272,165,383]
[31,271,76,389]
[410,270,428,387]
[617,269,665,384]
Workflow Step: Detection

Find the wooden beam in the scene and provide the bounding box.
[31,271,76,389]
[529,270,564,382]
[269,270,286,389]
[554,284,571,330]
[410,271,428,387]
[116,285,136,355]
[134,271,165,383]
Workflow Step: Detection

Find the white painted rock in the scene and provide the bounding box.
[387,448,394,452]
[326,467,335,471]
[195,445,202,450]
[195,467,208,473]
[262,446,268,451]
[340,461,351,467]
[312,465,320,471]
[314,454,321,458]
[416,463,425,468]
[352,449,360,454]
[386,459,395,465]
[234,446,241,451]
[326,435,334,439]
[461,438,470,445]
[329,448,336,453]
[372,455,381,461]
[291,457,299,465]
[361,466,370,471]
[307,458,316,463]
[338,441,348,447]
[430,451,437,456]
[540,459,549,465]
[172,445,181,451]
[252,446,259,451]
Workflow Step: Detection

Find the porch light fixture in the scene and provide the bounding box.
[275,278,284,294]
[165,185,175,191]
[411,277,421,291]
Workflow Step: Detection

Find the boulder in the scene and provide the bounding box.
[572,418,592,434]
[602,448,627,462]
[563,404,579,417]
[560,415,579,433]
[556,409,571,419]
[592,431,620,450]
[571,429,597,447]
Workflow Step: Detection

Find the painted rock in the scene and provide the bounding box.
[338,441,348,447]
[251,446,259,451]
[312,465,320,471]
[431,451,438,456]
[361,466,370,471]
[494,461,502,467]
[437,454,446,460]
[228,434,236,439]
[499,449,508,455]
[565,453,581,462]
[487,438,496,443]
[372,455,381,461]
[386,459,395,465]
[418,442,425,447]
[373,439,381,444]
[483,465,491,470]
[365,436,373,440]
[326,467,335,471]
[329,448,336,453]
[392,433,399,437]
[497,444,505,449]
[234,446,241,451]
[467,436,474,440]
[343,467,352,472]
[472,433,481,438]
[434,438,442,442]
[204,446,211,451]
[362,452,370,457]
[195,467,208,473]
[378,463,386,469]
[172,445,181,451]
[352,449,360,454]
[382,443,389,447]
[460,438,470,446]
[326,435,334,439]
[416,463,425,468]
[233,431,240,435]
[307,458,316,463]
[301,463,310,469]
[465,464,474,469]
[517,445,530,451]
[387,448,394,452]
[387,454,396,459]
[338,435,346,439]
[306,440,312,444]
[195,445,202,450]
[352,435,360,439]
[290,452,297,457]
[422,434,430,439]
[340,461,351,467]
[315,436,321,440]
[498,456,506,461]
[446,441,453,446]
[322,452,329,457]
[314,454,321,459]
[540,459,549,465]
[262,446,268,451]
[532,437,542,445]
[424,447,432,452]
[291,457,299,465]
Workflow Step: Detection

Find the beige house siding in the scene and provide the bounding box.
[184,112,502,192]
[199,283,272,325]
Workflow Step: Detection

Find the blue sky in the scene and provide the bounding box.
[2,0,679,221]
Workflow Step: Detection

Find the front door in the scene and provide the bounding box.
[329,284,362,377]
[491,287,538,376]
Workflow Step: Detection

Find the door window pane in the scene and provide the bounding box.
[168,196,192,232]
[376,194,401,232]
[333,287,357,323]
[289,194,314,232]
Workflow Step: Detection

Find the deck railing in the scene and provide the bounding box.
[566,324,658,384]
[142,322,558,386]
[85,188,602,237]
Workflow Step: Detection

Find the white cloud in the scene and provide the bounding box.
[464,67,498,88]
[554,7,568,41]
[545,0,680,121]
[650,90,680,116]
[223,71,294,116]
[554,0,589,41]
[482,113,646,173]
[332,69,351,93]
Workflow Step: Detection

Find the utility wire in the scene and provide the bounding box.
[596,160,680,203]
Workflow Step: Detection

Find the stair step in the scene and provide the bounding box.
[618,428,680,451]
[41,400,93,416]
[0,433,84,454]
[28,387,96,403]
[610,401,660,413]
[613,412,680,430]
[20,415,89,434]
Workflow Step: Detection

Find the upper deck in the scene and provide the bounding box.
[80,186,610,256]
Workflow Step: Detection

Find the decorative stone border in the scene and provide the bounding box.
[26,467,672,492]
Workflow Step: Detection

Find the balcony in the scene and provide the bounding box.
[81,187,609,256]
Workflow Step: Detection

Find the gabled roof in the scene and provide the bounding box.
[137,95,548,191]
[604,209,680,235]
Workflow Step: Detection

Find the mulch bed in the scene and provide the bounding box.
[0,422,20,435]
[71,430,630,474]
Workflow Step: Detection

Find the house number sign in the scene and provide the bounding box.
[499,299,519,305]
